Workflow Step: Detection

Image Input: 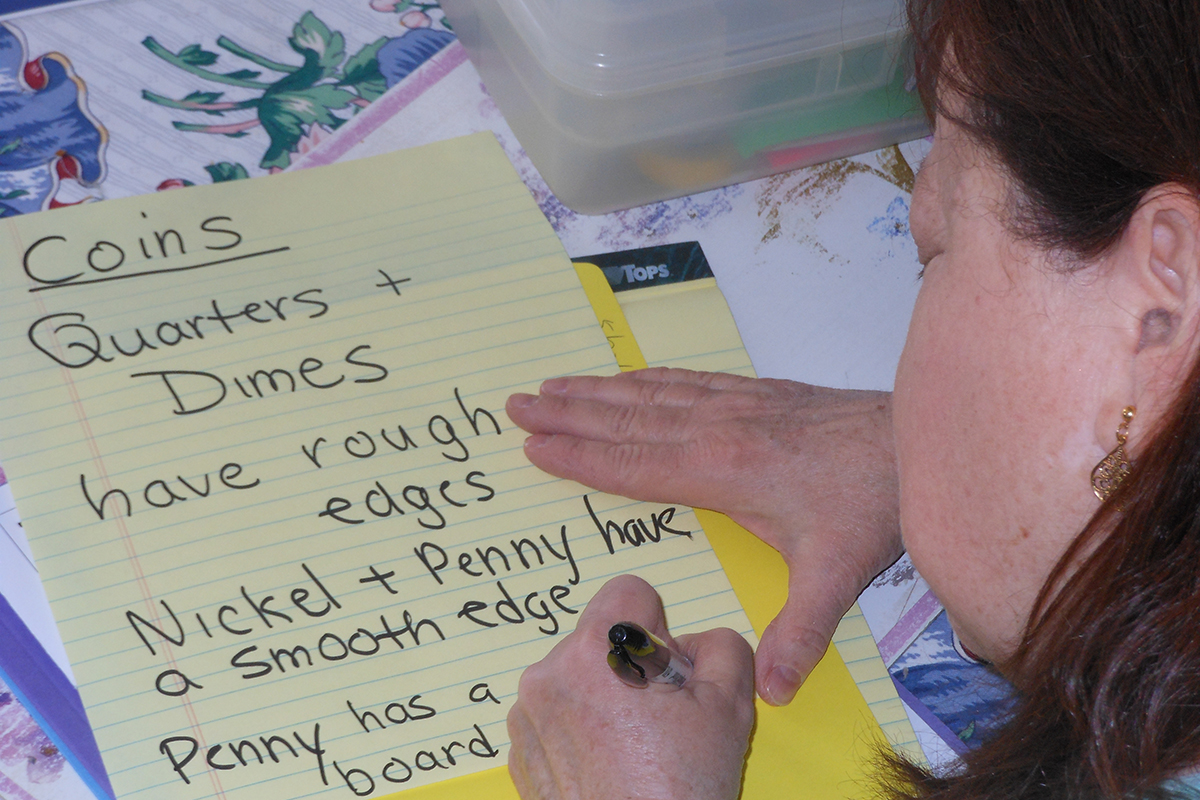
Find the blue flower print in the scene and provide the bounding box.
[0,23,107,216]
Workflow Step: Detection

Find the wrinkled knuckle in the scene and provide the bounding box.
[644,380,677,406]
[685,370,734,394]
[665,382,712,408]
[610,442,648,476]
[555,433,588,461]
[605,402,642,439]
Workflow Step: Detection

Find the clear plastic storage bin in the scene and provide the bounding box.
[440,0,929,214]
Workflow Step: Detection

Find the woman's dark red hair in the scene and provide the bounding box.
[890,1,1200,797]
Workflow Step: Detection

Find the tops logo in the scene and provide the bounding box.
[607,264,670,285]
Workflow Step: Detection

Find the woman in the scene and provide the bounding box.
[503,0,1200,797]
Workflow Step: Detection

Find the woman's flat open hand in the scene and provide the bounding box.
[507,575,755,800]
[506,368,903,705]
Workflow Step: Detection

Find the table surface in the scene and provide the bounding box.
[0,1,1008,796]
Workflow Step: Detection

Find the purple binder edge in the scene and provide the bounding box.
[0,590,114,798]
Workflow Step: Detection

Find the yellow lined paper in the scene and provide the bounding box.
[0,133,752,799]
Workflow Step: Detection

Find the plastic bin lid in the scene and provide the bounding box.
[493,0,907,94]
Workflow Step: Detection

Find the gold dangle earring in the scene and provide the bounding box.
[1091,406,1135,501]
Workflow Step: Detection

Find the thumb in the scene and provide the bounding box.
[676,627,755,694]
[753,577,857,706]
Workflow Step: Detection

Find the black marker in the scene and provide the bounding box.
[607,621,693,690]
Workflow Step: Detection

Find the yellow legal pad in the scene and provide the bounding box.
[0,132,884,799]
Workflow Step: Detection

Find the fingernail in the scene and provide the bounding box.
[763,665,801,706]
[541,377,568,395]
[509,393,537,408]
[524,434,550,450]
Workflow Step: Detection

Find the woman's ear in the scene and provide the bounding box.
[1110,185,1200,443]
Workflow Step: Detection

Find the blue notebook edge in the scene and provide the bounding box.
[890,675,970,757]
[0,0,109,21]
[0,590,115,799]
